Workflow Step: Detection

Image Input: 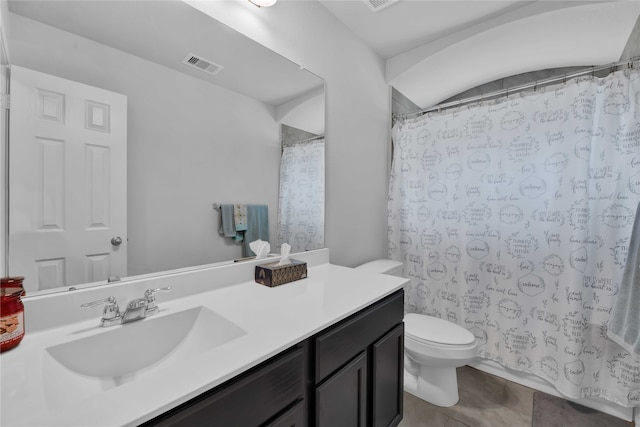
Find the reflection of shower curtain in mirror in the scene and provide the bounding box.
[277,138,325,252]
[388,68,640,406]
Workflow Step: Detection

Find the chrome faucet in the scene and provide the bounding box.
[121,297,148,324]
[82,287,172,327]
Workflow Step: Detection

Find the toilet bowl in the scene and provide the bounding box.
[356,259,478,407]
[404,313,477,406]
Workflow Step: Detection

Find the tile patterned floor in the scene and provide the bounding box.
[399,366,536,427]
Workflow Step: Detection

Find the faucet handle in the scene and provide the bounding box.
[144,287,172,315]
[144,287,172,300]
[81,296,121,323]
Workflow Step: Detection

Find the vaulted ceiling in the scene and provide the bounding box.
[8,0,639,111]
[319,0,640,108]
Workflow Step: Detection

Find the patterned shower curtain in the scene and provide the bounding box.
[277,138,325,253]
[388,68,640,406]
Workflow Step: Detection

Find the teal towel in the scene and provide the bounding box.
[608,201,640,355]
[243,205,269,257]
[218,204,237,238]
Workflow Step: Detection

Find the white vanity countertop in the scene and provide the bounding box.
[1,255,407,426]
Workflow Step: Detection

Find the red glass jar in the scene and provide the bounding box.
[1,277,25,352]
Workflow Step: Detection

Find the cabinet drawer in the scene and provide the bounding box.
[145,347,304,427]
[315,290,403,383]
[264,399,305,427]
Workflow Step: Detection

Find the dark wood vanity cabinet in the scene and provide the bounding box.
[142,289,404,427]
[313,290,404,427]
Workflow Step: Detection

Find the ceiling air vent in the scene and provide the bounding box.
[181,53,223,76]
[364,0,398,12]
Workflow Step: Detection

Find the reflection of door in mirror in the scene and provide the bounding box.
[9,66,127,293]
[277,125,325,253]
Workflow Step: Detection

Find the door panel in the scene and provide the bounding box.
[9,65,127,291]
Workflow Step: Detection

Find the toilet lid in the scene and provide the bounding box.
[404,313,475,345]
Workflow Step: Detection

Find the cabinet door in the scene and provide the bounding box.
[372,323,404,427]
[315,351,367,427]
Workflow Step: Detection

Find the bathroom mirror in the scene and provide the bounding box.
[4,0,325,295]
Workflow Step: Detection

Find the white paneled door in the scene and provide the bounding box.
[9,66,127,292]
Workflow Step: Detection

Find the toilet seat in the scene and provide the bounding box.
[404,313,475,346]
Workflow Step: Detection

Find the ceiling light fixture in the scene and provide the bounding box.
[248,0,277,7]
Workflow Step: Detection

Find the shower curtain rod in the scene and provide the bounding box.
[283,134,325,146]
[401,57,639,118]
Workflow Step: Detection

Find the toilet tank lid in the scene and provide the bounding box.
[405,313,475,345]
[355,259,404,275]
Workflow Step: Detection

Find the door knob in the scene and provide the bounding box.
[111,236,123,246]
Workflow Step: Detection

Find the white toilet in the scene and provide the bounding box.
[356,259,478,407]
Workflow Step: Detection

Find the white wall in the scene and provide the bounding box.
[7,13,281,276]
[187,0,392,267]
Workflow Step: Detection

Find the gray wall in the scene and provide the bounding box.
[281,124,319,148]
[621,15,640,61]
[392,87,421,119]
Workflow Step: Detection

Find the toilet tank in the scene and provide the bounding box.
[355,259,404,277]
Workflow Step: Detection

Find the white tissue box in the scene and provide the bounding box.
[255,259,307,287]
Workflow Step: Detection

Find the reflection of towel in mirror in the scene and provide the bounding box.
[242,205,269,258]
[608,201,640,356]
[218,204,237,238]
[234,204,248,231]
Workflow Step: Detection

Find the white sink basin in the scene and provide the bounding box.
[42,306,246,408]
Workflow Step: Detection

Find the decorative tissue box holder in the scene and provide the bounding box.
[255,259,307,287]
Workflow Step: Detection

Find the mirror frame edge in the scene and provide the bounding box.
[1,2,10,280]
